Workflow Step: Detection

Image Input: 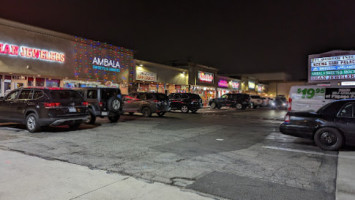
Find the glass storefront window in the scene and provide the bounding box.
[4,76,11,96]
[28,77,34,86]
[46,79,60,87]
[36,78,45,87]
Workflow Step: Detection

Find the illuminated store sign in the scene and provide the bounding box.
[218,80,228,88]
[309,54,355,82]
[198,71,214,83]
[248,81,255,89]
[231,81,239,89]
[0,42,65,63]
[92,57,121,72]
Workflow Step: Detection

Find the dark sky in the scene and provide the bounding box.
[1,0,355,80]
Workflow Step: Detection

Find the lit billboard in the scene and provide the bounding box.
[309,51,355,83]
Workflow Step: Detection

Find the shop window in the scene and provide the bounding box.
[4,76,12,96]
[28,77,34,87]
[87,90,97,99]
[46,79,60,87]
[36,78,45,87]
[18,90,33,100]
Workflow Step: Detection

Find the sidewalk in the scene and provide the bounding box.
[0,150,212,200]
[336,151,355,200]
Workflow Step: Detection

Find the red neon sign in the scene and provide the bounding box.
[0,42,65,63]
[198,71,214,83]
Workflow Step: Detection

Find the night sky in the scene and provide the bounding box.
[1,0,355,80]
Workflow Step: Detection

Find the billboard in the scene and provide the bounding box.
[309,51,355,83]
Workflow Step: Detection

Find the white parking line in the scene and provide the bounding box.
[262,145,355,160]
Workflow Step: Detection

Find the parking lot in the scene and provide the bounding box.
[0,108,341,200]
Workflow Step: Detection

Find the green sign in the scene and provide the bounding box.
[311,69,355,76]
[297,88,325,99]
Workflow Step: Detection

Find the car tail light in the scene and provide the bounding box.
[44,102,60,108]
[153,100,159,103]
[99,102,103,107]
[288,98,292,111]
[82,102,89,107]
[284,114,290,123]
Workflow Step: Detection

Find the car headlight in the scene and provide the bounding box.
[282,103,287,106]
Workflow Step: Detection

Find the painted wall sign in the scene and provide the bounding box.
[231,81,239,89]
[325,88,355,99]
[309,53,355,82]
[136,70,157,82]
[0,41,65,63]
[218,79,228,88]
[198,71,214,83]
[92,57,121,72]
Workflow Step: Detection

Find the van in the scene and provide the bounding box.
[288,86,355,111]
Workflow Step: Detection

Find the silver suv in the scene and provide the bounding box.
[123,93,170,117]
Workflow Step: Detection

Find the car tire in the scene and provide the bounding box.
[69,122,81,130]
[314,127,344,151]
[210,102,217,109]
[142,107,152,117]
[86,109,96,124]
[157,112,165,117]
[181,105,189,113]
[108,114,120,123]
[107,97,122,113]
[236,103,243,110]
[26,113,41,133]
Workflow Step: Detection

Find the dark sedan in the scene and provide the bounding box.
[280,99,355,151]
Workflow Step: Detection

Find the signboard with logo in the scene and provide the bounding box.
[198,71,214,83]
[218,79,228,88]
[136,70,157,82]
[309,51,355,83]
[230,81,239,89]
[325,88,355,99]
[248,81,255,89]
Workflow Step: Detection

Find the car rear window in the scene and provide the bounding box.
[50,90,83,101]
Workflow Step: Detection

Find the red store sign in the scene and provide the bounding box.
[198,71,214,83]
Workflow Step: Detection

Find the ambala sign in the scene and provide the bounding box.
[198,71,214,83]
[0,41,65,63]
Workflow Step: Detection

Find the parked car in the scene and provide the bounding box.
[209,93,250,110]
[168,93,202,113]
[270,96,288,110]
[249,95,263,109]
[0,87,89,132]
[261,97,269,107]
[75,88,122,124]
[280,99,355,151]
[122,92,170,117]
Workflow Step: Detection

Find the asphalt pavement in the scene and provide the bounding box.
[0,107,352,200]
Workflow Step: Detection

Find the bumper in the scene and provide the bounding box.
[39,115,89,126]
[279,123,314,139]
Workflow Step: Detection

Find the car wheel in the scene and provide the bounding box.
[314,127,344,151]
[210,102,217,109]
[157,112,166,117]
[181,105,189,113]
[129,112,134,116]
[86,109,96,124]
[26,113,41,133]
[142,107,152,117]
[236,103,243,110]
[69,122,81,130]
[108,97,122,113]
[108,114,120,123]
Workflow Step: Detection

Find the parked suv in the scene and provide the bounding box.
[168,93,203,113]
[0,87,89,132]
[250,95,263,109]
[209,93,250,110]
[75,88,123,124]
[122,92,170,117]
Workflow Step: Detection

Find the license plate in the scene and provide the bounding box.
[69,107,76,112]
[101,111,108,116]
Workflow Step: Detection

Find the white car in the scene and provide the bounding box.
[250,95,263,109]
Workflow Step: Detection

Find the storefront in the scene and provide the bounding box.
[217,76,230,97]
[132,60,189,94]
[0,18,134,96]
[230,80,240,93]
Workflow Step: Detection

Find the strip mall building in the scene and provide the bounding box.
[0,18,134,96]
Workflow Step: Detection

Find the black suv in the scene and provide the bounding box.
[75,88,123,124]
[209,93,250,110]
[168,93,203,113]
[0,87,89,132]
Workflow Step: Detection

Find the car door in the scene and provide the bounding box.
[16,89,34,119]
[220,94,228,106]
[335,103,355,144]
[2,90,20,120]
[171,94,182,109]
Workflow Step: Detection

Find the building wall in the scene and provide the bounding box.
[268,81,308,98]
